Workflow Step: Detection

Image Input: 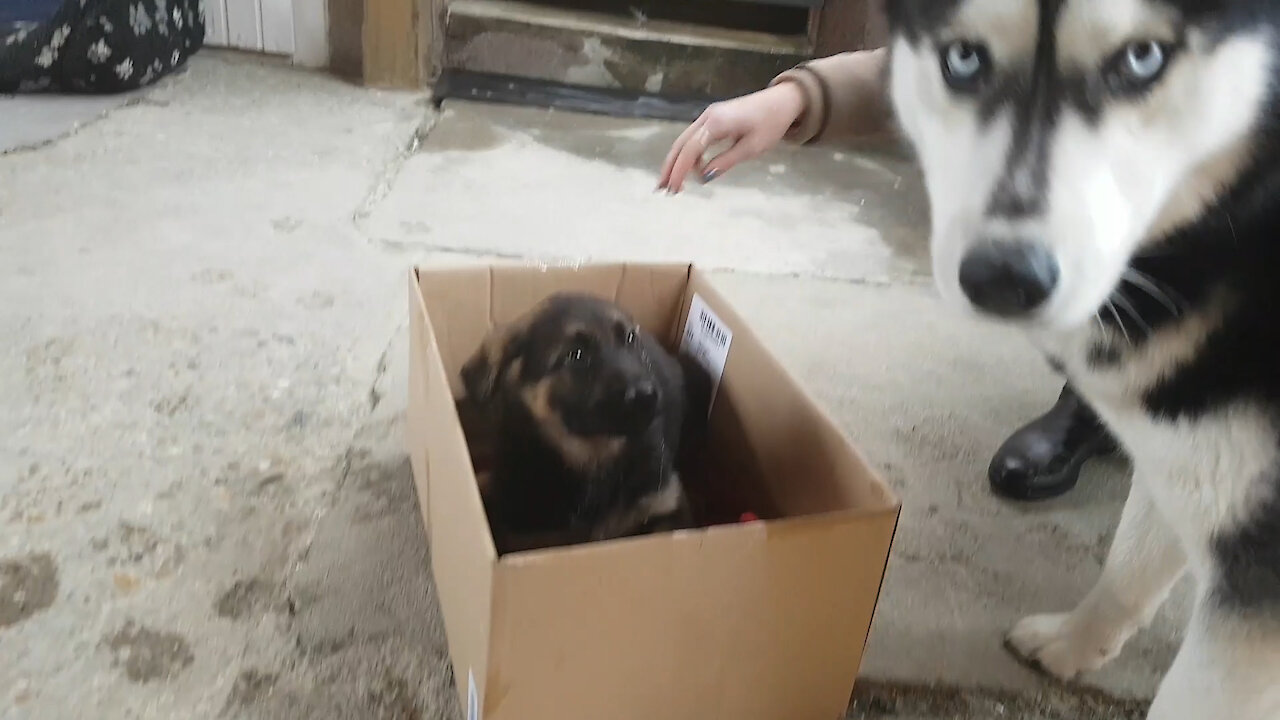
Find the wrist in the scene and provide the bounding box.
[771,80,808,123]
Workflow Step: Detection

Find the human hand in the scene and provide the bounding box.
[657,81,807,193]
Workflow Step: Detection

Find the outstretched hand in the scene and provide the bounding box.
[657,82,806,193]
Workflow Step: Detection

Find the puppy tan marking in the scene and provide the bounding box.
[519,380,626,473]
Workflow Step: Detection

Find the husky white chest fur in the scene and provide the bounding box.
[882,0,1280,717]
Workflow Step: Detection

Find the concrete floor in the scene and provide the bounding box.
[1,52,1190,719]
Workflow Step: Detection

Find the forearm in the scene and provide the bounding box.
[770,47,895,146]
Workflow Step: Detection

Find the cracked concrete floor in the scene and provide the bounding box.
[2,52,1187,719]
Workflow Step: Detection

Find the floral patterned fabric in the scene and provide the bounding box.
[1,0,205,94]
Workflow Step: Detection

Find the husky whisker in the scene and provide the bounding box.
[1110,289,1154,338]
[1121,270,1184,318]
[1104,300,1132,345]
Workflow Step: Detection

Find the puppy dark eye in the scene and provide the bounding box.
[940,41,991,92]
[1107,40,1172,93]
[615,322,638,345]
[563,331,594,367]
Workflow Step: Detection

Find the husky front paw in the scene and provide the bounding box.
[1005,612,1126,681]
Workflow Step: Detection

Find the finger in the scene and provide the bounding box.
[658,116,707,189]
[669,124,724,193]
[699,135,764,182]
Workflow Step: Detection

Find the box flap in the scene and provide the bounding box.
[409,268,498,714]
[678,269,899,517]
[406,270,432,520]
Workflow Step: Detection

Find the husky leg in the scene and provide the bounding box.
[1146,603,1280,720]
[1007,479,1188,680]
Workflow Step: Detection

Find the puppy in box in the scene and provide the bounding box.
[460,292,708,554]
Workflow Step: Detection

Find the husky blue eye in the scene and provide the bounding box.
[1109,40,1172,93]
[941,41,990,91]
[1124,41,1165,80]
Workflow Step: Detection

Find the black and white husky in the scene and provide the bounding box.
[883,0,1280,717]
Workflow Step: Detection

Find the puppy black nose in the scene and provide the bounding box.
[623,382,658,414]
[959,240,1059,317]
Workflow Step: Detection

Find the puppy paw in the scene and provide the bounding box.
[1005,612,1125,681]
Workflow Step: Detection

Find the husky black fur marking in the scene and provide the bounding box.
[1213,483,1280,614]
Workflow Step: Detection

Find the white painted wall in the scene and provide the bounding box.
[225,0,265,49]
[204,0,327,67]
[205,0,230,45]
[290,0,328,67]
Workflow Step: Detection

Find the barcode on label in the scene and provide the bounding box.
[467,669,480,720]
[679,293,733,414]
[694,307,730,349]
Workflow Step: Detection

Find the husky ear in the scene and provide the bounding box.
[461,322,526,404]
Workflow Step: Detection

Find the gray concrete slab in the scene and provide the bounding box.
[0,52,1183,720]
[362,101,932,284]
[1,92,139,154]
[1,52,431,718]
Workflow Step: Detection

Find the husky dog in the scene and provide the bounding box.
[884,0,1280,717]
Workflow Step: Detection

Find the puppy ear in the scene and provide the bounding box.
[461,323,525,404]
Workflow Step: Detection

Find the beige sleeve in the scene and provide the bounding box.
[769,47,894,146]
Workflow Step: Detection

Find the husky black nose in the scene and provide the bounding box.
[623,382,658,415]
[959,240,1059,317]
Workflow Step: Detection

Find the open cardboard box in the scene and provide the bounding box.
[407,262,900,720]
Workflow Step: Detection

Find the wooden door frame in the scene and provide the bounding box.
[326,0,445,88]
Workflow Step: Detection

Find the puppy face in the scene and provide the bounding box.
[462,293,665,468]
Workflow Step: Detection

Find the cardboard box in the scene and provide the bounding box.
[407,262,900,720]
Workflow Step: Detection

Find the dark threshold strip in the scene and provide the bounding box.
[432,69,728,124]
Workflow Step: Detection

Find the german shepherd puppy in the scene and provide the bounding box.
[461,293,700,554]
